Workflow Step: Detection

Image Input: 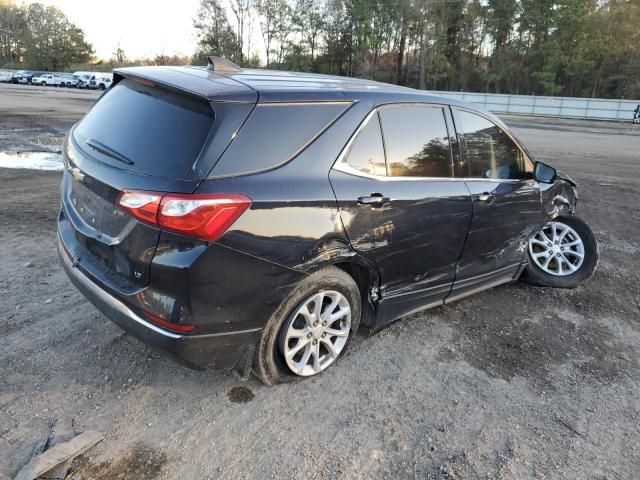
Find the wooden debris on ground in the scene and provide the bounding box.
[40,417,76,480]
[13,430,103,480]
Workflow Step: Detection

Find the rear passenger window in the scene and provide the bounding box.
[379,106,452,178]
[211,103,349,177]
[344,114,387,176]
[457,110,532,179]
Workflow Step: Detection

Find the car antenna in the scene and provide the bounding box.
[206,56,242,73]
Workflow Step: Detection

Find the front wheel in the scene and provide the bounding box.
[254,267,361,385]
[522,216,598,288]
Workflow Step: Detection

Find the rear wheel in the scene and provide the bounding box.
[522,216,598,288]
[254,267,361,384]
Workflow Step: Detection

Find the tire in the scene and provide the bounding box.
[41,82,46,86]
[99,84,106,91]
[254,266,361,385]
[521,215,598,288]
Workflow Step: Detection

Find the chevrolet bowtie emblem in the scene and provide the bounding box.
[70,167,85,182]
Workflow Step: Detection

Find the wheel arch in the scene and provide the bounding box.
[331,260,379,332]
[290,239,380,332]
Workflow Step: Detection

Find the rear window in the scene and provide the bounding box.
[73,79,214,178]
[210,102,349,177]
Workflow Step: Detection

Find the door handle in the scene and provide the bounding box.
[474,192,495,202]
[358,193,390,207]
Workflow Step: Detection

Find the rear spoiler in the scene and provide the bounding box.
[113,66,257,104]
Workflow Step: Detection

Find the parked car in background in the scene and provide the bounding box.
[59,75,78,88]
[27,72,46,85]
[77,74,94,89]
[10,70,28,83]
[14,71,43,84]
[73,71,94,89]
[89,73,113,90]
[31,73,61,87]
[17,73,31,84]
[0,71,12,82]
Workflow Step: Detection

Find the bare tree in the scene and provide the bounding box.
[230,0,251,63]
[112,41,127,65]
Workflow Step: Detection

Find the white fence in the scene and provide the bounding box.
[431,91,639,122]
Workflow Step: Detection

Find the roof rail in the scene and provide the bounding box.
[206,56,242,73]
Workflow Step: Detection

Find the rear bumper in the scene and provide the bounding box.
[58,234,261,370]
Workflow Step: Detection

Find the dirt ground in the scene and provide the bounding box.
[1,82,639,479]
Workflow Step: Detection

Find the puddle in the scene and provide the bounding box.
[0,151,63,171]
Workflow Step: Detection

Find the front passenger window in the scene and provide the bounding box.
[457,110,532,180]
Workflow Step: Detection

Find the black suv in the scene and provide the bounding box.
[58,57,598,384]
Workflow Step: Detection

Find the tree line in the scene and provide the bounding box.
[2,0,638,100]
[0,0,93,71]
[194,0,640,99]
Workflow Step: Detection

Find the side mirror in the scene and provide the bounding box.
[534,161,557,183]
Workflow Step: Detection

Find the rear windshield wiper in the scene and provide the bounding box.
[86,138,134,165]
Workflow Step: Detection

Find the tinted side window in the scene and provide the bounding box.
[211,103,349,177]
[344,114,386,176]
[379,106,452,178]
[457,110,531,179]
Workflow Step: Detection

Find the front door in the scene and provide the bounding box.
[449,108,544,300]
[330,104,472,323]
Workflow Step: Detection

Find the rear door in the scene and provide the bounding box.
[330,104,472,322]
[448,107,544,300]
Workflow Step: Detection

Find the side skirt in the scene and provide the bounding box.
[445,263,521,303]
[368,262,526,333]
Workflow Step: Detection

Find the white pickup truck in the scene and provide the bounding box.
[31,74,61,87]
[89,73,113,90]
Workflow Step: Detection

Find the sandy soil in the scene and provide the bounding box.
[0,82,639,479]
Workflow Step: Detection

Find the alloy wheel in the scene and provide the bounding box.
[528,221,585,276]
[281,290,351,376]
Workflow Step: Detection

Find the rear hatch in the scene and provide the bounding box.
[60,69,256,292]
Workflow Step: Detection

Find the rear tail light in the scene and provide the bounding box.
[159,194,251,241]
[117,190,251,241]
[118,191,163,224]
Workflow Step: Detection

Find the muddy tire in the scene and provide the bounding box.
[253,266,361,385]
[521,215,598,288]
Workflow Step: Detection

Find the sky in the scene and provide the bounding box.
[24,0,202,60]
